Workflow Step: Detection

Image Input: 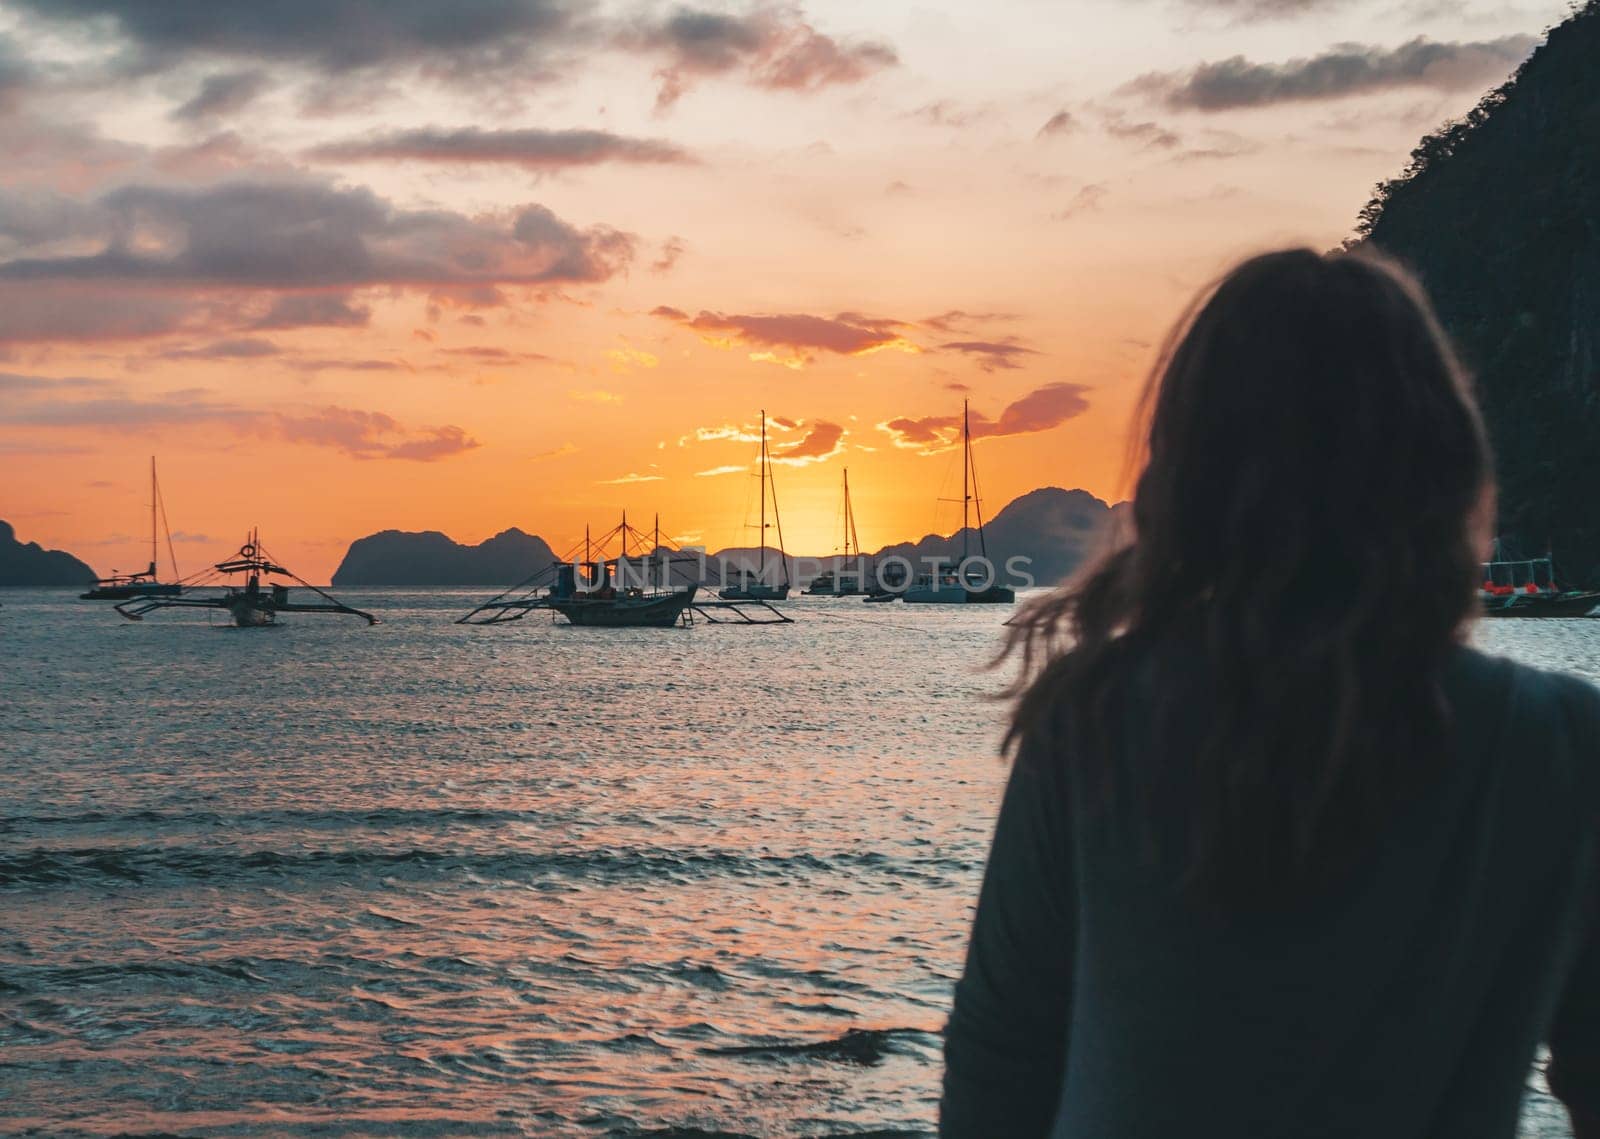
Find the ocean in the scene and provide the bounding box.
[1,589,1593,1138]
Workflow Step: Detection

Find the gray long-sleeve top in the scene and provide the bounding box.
[942,646,1600,1138]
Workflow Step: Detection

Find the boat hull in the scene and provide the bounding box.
[804,575,865,596]
[229,600,276,627]
[902,584,1015,605]
[1481,591,1600,618]
[551,590,696,627]
[81,582,182,601]
[719,584,789,601]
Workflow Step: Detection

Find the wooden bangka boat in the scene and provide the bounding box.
[900,400,1015,605]
[114,530,376,627]
[720,411,790,602]
[81,458,184,600]
[1480,549,1599,618]
[460,515,790,628]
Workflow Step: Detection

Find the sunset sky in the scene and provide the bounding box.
[0,0,1571,581]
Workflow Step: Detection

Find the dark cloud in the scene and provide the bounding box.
[0,377,479,460]
[770,419,844,465]
[171,70,270,122]
[282,357,406,374]
[0,187,109,248]
[1037,109,1078,138]
[9,0,575,76]
[0,287,199,342]
[622,5,897,109]
[652,305,912,363]
[10,1,899,113]
[275,409,480,461]
[307,126,694,169]
[941,339,1040,372]
[0,36,38,110]
[1128,35,1536,111]
[250,293,371,330]
[879,382,1092,453]
[0,178,636,300]
[0,372,113,392]
[438,346,553,363]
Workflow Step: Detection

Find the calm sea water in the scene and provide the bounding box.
[1,589,1595,1138]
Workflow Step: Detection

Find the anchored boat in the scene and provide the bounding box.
[720,411,791,602]
[114,530,375,627]
[460,514,790,628]
[901,400,1015,605]
[1480,548,1600,618]
[805,468,868,597]
[81,457,184,600]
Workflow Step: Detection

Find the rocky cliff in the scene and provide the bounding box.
[0,520,96,586]
[1358,0,1600,582]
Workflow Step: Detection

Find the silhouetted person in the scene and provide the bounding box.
[942,249,1600,1138]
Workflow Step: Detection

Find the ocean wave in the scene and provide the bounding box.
[703,1026,937,1067]
[0,806,556,832]
[0,845,975,890]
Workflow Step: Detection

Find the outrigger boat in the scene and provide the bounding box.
[900,400,1015,605]
[721,411,791,602]
[1480,547,1600,618]
[114,530,375,627]
[460,514,791,628]
[81,458,184,600]
[805,468,868,597]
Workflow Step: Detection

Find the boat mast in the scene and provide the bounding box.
[153,459,180,582]
[962,401,970,564]
[759,410,767,583]
[149,456,158,574]
[843,468,857,560]
[967,401,990,559]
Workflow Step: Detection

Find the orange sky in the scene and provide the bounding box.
[0,0,1567,581]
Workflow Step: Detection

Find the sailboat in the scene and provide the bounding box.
[720,410,791,601]
[80,458,184,600]
[805,467,867,596]
[114,530,375,627]
[901,399,1015,605]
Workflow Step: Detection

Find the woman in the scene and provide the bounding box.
[941,249,1600,1138]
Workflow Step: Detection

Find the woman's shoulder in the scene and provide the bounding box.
[1448,644,1600,797]
[1449,644,1600,715]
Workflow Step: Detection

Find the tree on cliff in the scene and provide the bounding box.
[1357,0,1600,583]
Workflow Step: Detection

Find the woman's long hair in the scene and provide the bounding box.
[1004,248,1493,905]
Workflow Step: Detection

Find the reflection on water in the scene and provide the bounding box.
[0,590,1592,1137]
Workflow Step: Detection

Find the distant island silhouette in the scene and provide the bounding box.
[1359,1,1600,584]
[0,520,96,586]
[332,528,557,587]
[332,487,1123,589]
